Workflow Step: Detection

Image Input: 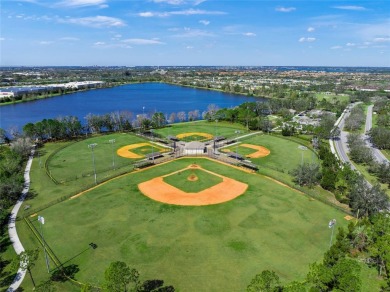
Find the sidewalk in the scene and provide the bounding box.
[7,148,35,292]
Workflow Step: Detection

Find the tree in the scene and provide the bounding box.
[369,127,390,150]
[0,128,7,144]
[168,112,176,124]
[36,280,56,292]
[291,162,321,188]
[247,270,281,292]
[151,112,166,128]
[314,113,336,140]
[177,111,186,122]
[104,261,139,292]
[15,249,40,288]
[10,137,32,159]
[348,176,389,217]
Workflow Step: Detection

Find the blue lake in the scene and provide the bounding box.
[0,83,261,131]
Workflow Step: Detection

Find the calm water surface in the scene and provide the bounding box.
[0,83,261,131]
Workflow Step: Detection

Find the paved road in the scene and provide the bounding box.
[7,149,35,292]
[364,104,389,164]
[332,103,358,169]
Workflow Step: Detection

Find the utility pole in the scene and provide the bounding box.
[38,216,50,273]
[88,143,98,184]
[109,139,115,169]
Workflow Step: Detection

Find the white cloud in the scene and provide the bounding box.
[333,6,366,11]
[346,42,356,46]
[186,46,194,49]
[59,16,126,28]
[59,37,80,41]
[373,37,390,43]
[199,20,210,26]
[275,6,296,13]
[243,32,256,37]
[151,0,207,4]
[307,27,315,32]
[39,41,53,45]
[56,0,108,8]
[94,41,105,46]
[152,0,184,4]
[172,28,214,38]
[299,37,316,42]
[331,46,343,49]
[0,38,5,41]
[138,9,226,17]
[122,38,164,45]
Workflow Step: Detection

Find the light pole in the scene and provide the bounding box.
[298,145,308,165]
[38,216,50,273]
[246,106,249,131]
[109,139,115,169]
[88,143,98,184]
[328,219,336,247]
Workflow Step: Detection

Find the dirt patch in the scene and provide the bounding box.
[344,215,354,221]
[138,165,248,206]
[187,174,198,181]
[241,144,270,158]
[176,132,213,141]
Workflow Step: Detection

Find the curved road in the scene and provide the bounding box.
[364,105,389,164]
[7,149,35,292]
[332,103,359,170]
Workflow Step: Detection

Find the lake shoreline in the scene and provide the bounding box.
[0,80,271,107]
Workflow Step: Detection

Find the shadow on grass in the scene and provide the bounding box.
[51,265,79,282]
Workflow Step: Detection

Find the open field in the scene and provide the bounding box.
[154,120,247,140]
[19,157,347,291]
[314,93,350,103]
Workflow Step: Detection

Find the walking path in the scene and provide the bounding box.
[7,148,35,292]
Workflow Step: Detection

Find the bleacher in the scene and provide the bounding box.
[145,152,163,160]
[214,136,226,142]
[226,152,244,160]
[239,161,258,171]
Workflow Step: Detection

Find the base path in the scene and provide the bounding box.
[7,149,35,292]
[138,164,248,206]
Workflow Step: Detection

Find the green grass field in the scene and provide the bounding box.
[163,168,223,192]
[155,120,247,140]
[47,133,169,184]
[223,134,318,174]
[20,158,347,291]
[11,127,353,292]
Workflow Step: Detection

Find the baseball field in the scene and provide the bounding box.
[14,124,348,291]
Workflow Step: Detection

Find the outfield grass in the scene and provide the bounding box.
[229,134,318,174]
[163,168,223,192]
[129,144,168,156]
[154,120,247,140]
[18,157,348,291]
[47,133,169,184]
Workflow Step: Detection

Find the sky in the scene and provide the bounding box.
[1,0,389,67]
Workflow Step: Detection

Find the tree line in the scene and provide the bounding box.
[246,212,390,291]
